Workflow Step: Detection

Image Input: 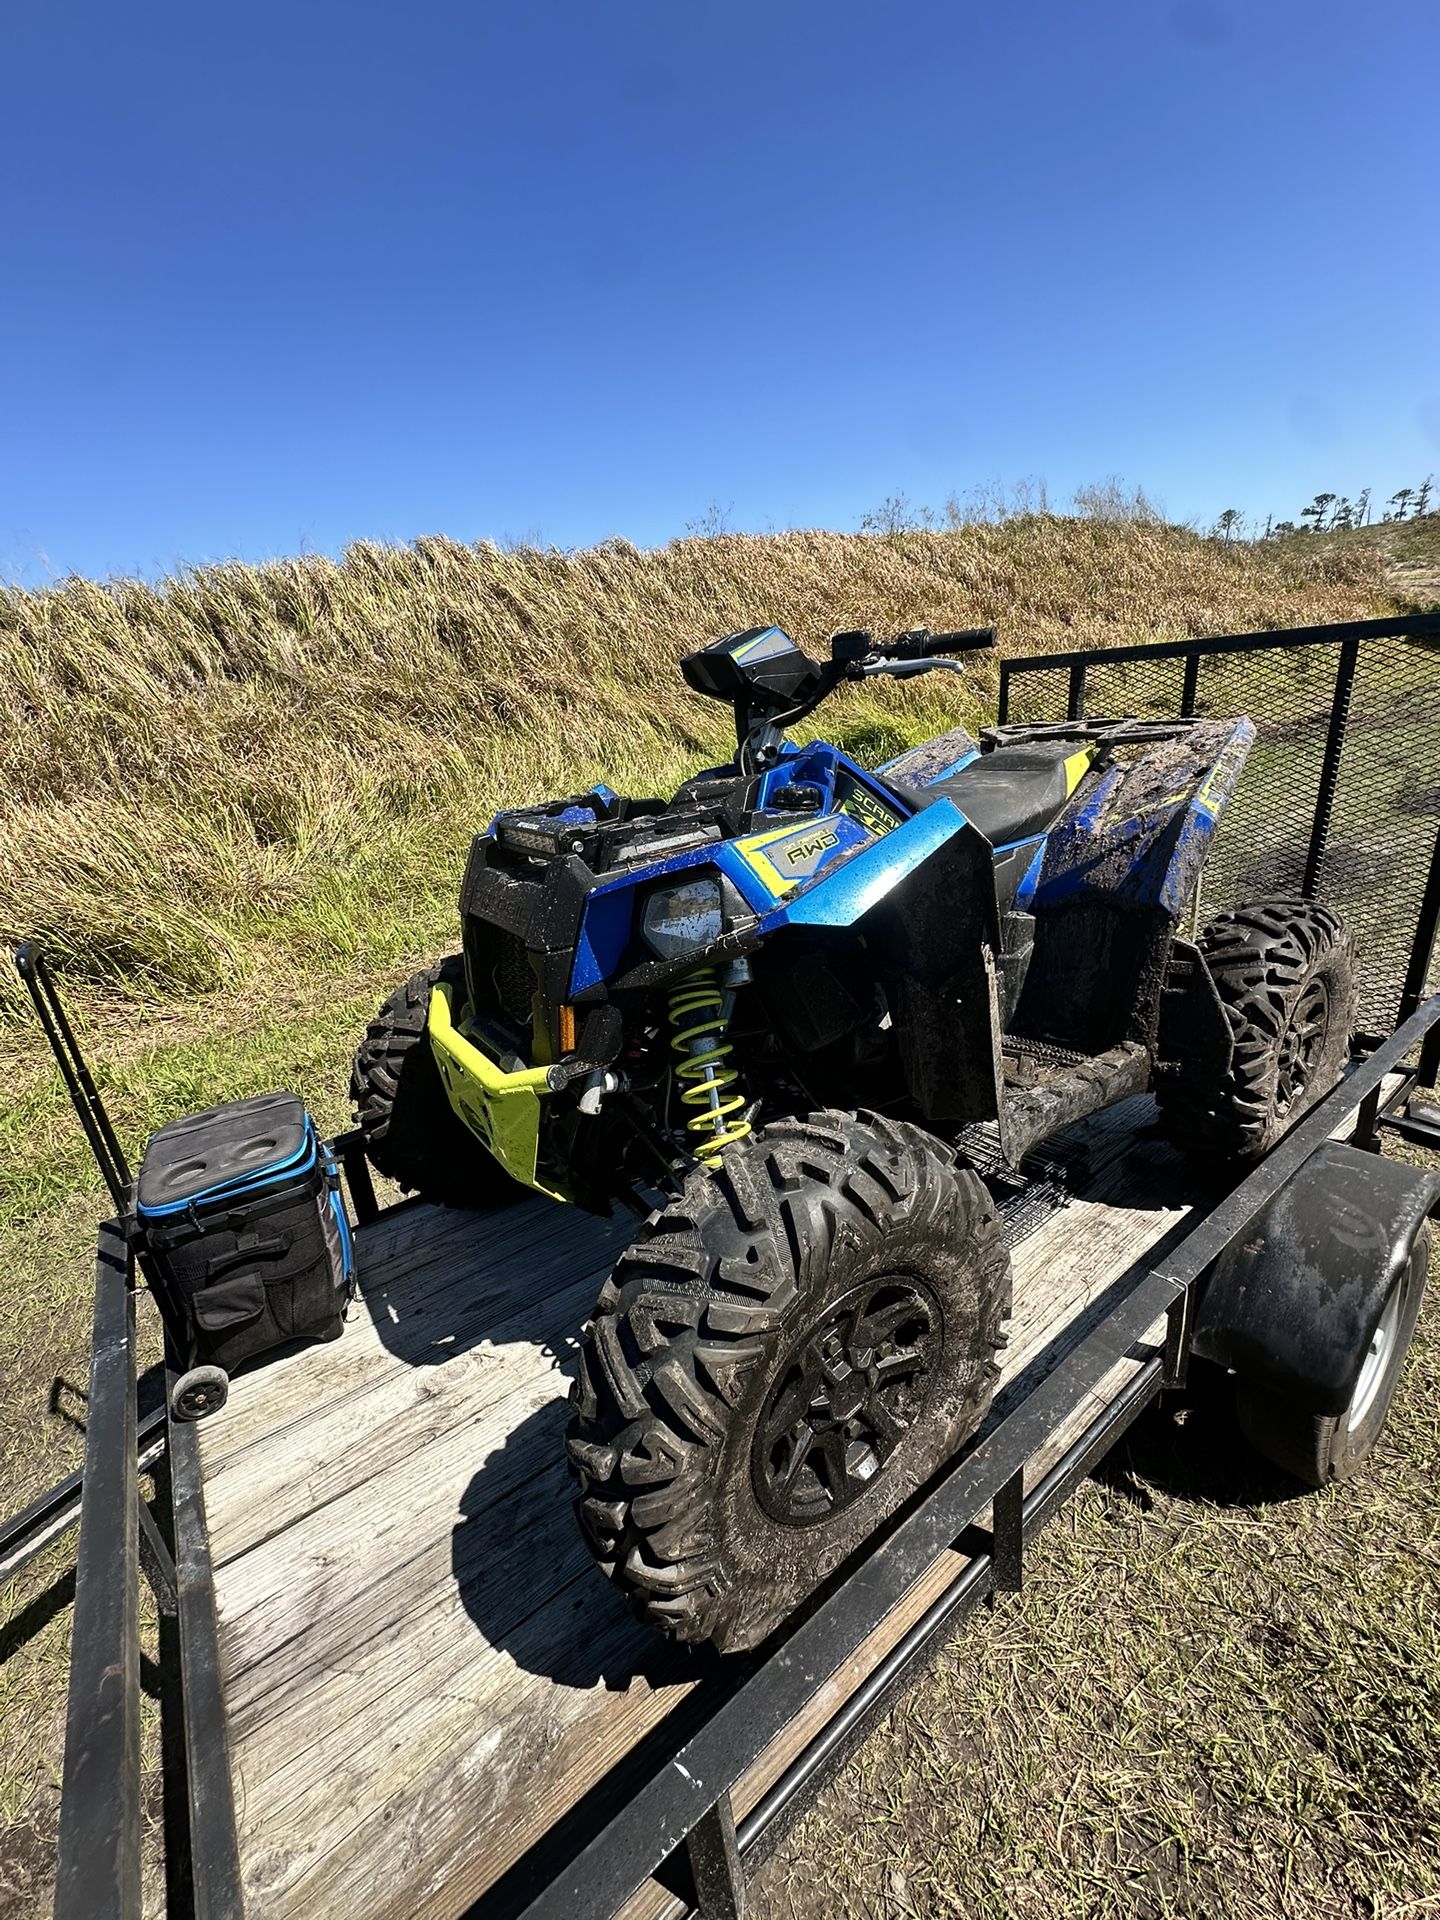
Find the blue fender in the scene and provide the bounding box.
[1026,716,1256,916]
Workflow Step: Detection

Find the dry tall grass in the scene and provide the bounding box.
[0,518,1390,1016]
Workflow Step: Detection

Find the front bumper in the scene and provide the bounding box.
[427,981,566,1200]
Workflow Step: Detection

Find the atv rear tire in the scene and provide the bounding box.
[566,1110,1011,1652]
[351,956,515,1209]
[1157,899,1356,1163]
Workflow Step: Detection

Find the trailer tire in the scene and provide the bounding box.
[1158,899,1356,1163]
[566,1110,1011,1652]
[351,956,513,1208]
[1237,1223,1429,1486]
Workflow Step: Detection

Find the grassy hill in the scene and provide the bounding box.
[0,515,1397,1019]
[0,511,1430,1917]
[0,513,1406,1394]
[1270,507,1440,609]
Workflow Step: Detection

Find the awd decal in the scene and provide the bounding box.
[776,826,840,872]
[735,813,867,895]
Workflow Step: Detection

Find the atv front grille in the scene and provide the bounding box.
[490,930,536,1033]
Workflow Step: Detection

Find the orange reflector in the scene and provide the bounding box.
[558,1004,576,1053]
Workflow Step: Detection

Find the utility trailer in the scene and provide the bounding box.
[27,614,1440,1920]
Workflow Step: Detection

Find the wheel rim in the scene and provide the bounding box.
[1276,977,1330,1115]
[752,1275,942,1527]
[1347,1283,1402,1433]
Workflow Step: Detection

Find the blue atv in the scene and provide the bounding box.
[353,624,1356,1648]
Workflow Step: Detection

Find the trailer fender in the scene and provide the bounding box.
[1193,1140,1439,1415]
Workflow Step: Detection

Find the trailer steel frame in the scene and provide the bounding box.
[47,997,1440,1920]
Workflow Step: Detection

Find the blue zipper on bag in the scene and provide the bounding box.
[135,1122,320,1221]
[136,1113,356,1294]
[321,1144,356,1289]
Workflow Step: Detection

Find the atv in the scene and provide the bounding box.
[352,623,1357,1650]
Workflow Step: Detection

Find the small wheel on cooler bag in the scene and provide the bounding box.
[170,1365,230,1422]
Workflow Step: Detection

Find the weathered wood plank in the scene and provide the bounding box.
[203,1196,621,1466]
[211,1132,1187,1691]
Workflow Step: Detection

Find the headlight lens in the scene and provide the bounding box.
[641,876,724,960]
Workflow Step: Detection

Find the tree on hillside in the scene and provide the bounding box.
[1301,493,1336,532]
[1332,498,1354,530]
[1354,487,1371,527]
[1271,521,1299,537]
[1415,477,1433,518]
[1389,488,1414,521]
[1214,508,1243,542]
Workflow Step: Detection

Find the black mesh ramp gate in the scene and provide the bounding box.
[997,614,1440,1033]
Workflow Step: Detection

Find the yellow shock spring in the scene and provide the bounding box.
[667,966,752,1163]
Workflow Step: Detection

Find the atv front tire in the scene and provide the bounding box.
[1158,899,1356,1163]
[351,956,515,1209]
[566,1111,1011,1652]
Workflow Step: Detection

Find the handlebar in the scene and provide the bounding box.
[886,625,997,660]
[740,622,999,769]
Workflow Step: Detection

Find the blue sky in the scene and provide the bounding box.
[2,0,1436,583]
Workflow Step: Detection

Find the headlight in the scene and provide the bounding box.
[641,876,725,961]
[497,815,565,857]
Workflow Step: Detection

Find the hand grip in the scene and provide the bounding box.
[886,625,997,660]
[924,626,997,654]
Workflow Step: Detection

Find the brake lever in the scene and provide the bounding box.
[849,657,971,680]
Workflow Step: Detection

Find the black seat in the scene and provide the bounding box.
[888,741,1090,847]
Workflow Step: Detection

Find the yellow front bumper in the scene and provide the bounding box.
[427,981,566,1200]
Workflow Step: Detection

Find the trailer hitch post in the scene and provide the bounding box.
[989,1468,1025,1597]
[685,1792,746,1920]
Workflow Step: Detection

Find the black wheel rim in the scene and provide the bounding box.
[1276,977,1330,1114]
[752,1275,942,1527]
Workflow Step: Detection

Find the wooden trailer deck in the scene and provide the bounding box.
[194,1098,1212,1920]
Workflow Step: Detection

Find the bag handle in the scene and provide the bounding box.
[194,1229,296,1281]
[15,942,132,1212]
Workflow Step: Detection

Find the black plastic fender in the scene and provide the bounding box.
[1193,1140,1439,1414]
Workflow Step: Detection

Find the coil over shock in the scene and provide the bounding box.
[667,965,751,1163]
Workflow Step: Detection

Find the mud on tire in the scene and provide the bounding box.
[566,1110,1011,1652]
[1157,899,1356,1164]
[351,955,513,1208]
[1237,1223,1430,1487]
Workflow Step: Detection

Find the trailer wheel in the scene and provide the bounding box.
[351,956,514,1208]
[1237,1223,1429,1486]
[566,1110,1011,1652]
[1158,899,1356,1162]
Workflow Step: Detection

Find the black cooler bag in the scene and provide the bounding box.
[134,1091,355,1374]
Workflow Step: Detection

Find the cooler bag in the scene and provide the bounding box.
[134,1091,355,1374]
